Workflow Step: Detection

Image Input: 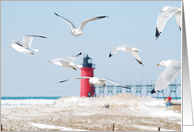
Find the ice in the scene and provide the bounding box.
[31,123,88,131]
[1,99,55,108]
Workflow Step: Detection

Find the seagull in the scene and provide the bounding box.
[59,76,131,89]
[109,45,143,66]
[54,12,108,36]
[151,60,181,93]
[9,35,47,55]
[155,6,181,39]
[49,52,82,70]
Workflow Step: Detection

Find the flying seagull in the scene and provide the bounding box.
[151,60,181,93]
[54,12,108,36]
[49,52,82,71]
[155,6,181,39]
[109,45,143,66]
[9,35,47,55]
[59,76,131,89]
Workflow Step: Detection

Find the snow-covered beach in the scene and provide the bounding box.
[1,93,181,131]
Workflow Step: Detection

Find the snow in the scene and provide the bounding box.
[1,93,181,131]
[176,122,182,125]
[53,94,181,118]
[130,124,175,131]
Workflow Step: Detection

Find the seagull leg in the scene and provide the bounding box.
[30,53,34,55]
[103,84,106,86]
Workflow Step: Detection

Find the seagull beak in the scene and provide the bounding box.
[160,10,162,12]
[49,61,51,63]
[9,45,11,47]
[135,50,138,53]
[157,64,160,66]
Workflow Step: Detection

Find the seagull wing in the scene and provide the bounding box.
[26,35,47,38]
[174,9,181,30]
[131,52,143,66]
[12,40,23,47]
[22,36,33,48]
[109,45,128,57]
[54,12,76,29]
[22,35,47,49]
[154,60,181,91]
[99,78,131,89]
[78,16,108,32]
[62,52,82,62]
[155,6,179,39]
[59,76,91,83]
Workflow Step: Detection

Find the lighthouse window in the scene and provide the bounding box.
[88,59,92,63]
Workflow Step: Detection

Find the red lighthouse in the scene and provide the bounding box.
[80,54,95,97]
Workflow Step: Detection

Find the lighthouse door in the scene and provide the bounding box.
[88,92,91,97]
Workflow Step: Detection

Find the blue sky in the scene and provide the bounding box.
[1,1,181,96]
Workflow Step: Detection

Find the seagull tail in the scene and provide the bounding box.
[31,49,39,53]
[150,88,156,94]
[76,64,83,68]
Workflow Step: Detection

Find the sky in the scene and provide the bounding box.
[1,1,181,97]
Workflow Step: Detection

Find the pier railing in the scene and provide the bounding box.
[94,80,181,99]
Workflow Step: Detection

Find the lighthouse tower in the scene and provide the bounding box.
[80,54,95,97]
